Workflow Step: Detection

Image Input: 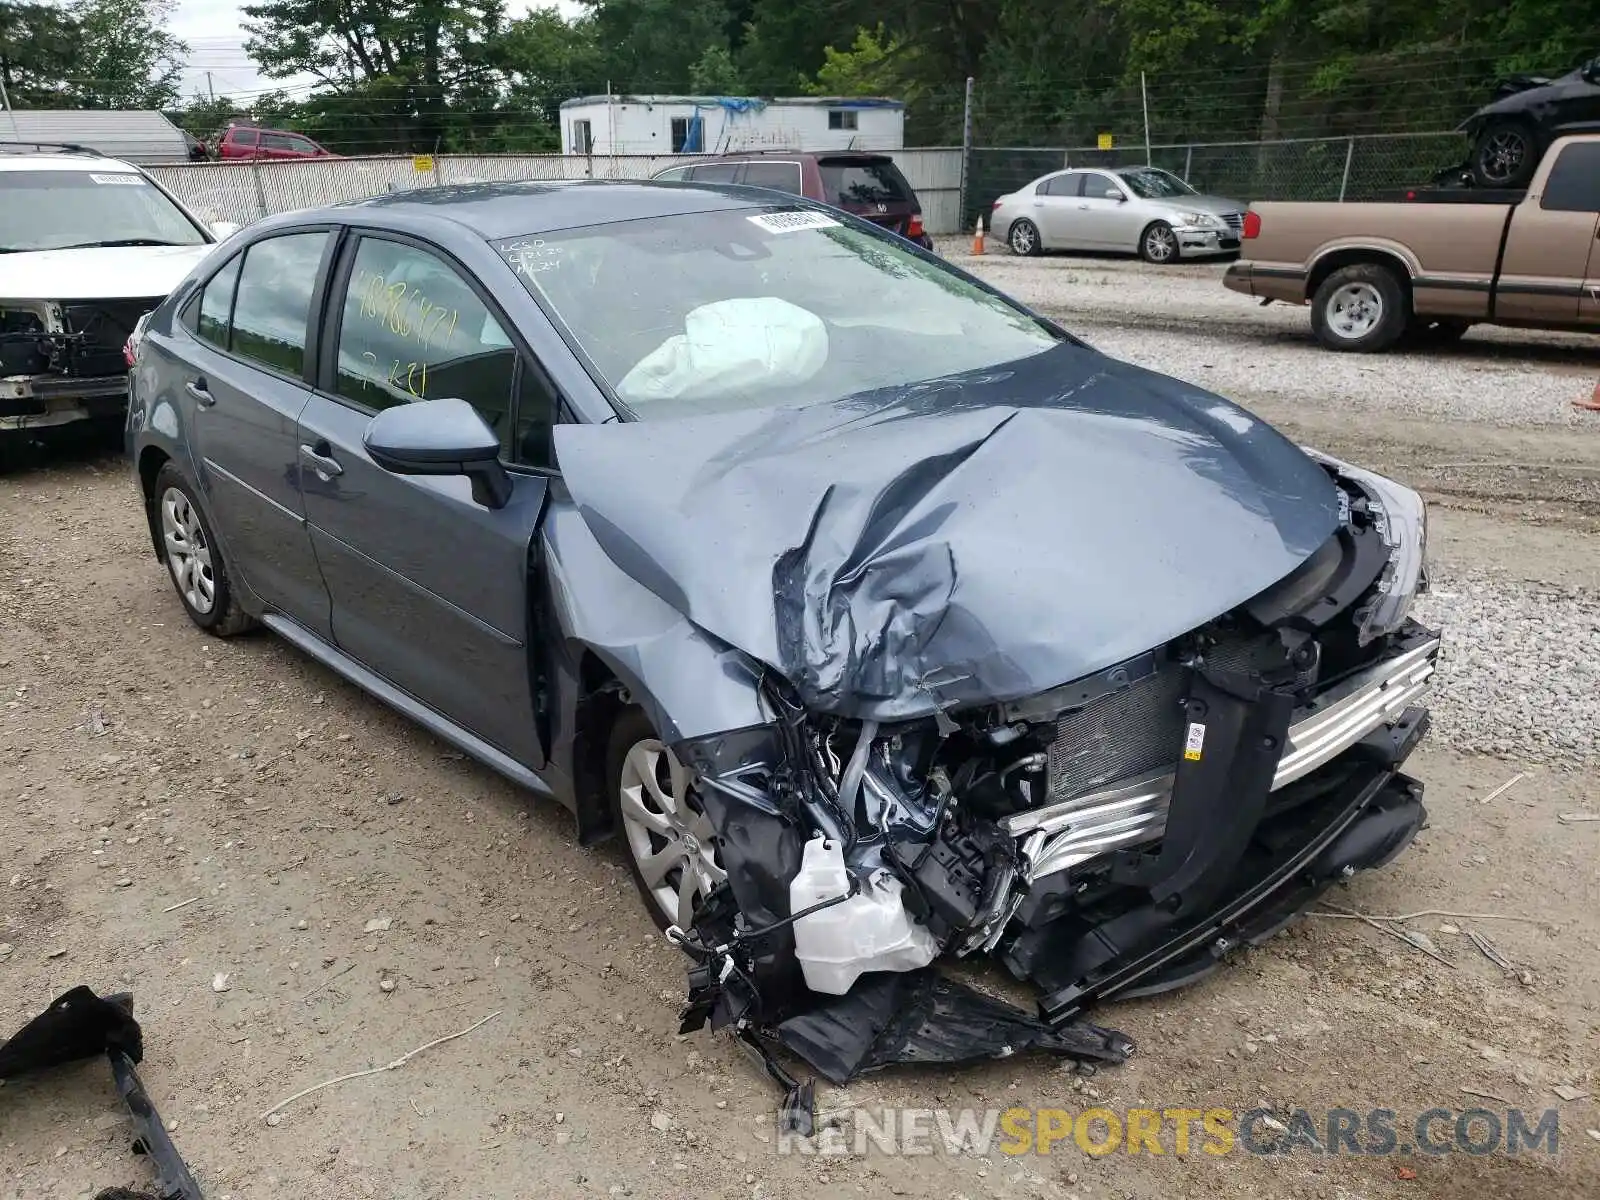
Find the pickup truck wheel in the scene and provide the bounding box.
[1310,264,1408,353]
[1471,120,1538,189]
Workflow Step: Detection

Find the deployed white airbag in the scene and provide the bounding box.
[618,296,828,403]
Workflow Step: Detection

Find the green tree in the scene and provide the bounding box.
[689,45,742,92]
[578,0,734,90]
[242,0,507,152]
[0,0,186,109]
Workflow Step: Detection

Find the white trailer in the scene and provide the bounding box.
[558,95,905,157]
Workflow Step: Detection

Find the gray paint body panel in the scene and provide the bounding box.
[556,344,1341,721]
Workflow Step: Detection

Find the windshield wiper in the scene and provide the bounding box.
[48,238,191,250]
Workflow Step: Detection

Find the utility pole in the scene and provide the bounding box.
[206,71,215,102]
[1140,71,1152,166]
[959,76,974,233]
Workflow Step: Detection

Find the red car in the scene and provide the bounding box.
[651,151,934,250]
[216,125,337,161]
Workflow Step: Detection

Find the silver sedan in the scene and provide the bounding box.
[992,166,1246,263]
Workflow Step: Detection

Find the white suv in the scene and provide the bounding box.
[1,143,238,457]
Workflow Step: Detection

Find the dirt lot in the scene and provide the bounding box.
[3,252,1598,1199]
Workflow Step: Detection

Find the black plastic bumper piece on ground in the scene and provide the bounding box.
[0,986,203,1200]
[1037,764,1424,1026]
[773,968,1134,1087]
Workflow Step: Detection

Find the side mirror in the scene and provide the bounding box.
[364,398,511,509]
[210,220,242,240]
[1585,57,1600,84]
[1113,192,1128,202]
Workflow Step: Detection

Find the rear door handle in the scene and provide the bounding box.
[299,441,343,479]
[186,378,214,406]
[1078,204,1090,210]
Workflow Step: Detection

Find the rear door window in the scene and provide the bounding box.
[228,232,330,377]
[1541,143,1600,212]
[1039,174,1079,197]
[819,158,911,206]
[231,128,258,147]
[739,162,803,195]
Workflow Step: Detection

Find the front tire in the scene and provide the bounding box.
[153,464,253,635]
[1008,218,1042,256]
[1310,263,1409,353]
[607,707,726,934]
[1471,120,1539,189]
[1139,220,1179,264]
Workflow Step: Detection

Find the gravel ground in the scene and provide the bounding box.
[1413,572,1600,768]
[937,245,1597,431]
[4,255,1600,1199]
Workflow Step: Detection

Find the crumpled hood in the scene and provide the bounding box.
[0,244,215,303]
[556,343,1341,721]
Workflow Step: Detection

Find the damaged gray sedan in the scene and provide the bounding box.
[126,180,1438,1107]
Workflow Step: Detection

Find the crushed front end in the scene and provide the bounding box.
[1,298,158,433]
[672,451,1437,1104]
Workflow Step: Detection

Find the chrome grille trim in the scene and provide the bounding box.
[1003,637,1440,882]
[1221,212,1244,231]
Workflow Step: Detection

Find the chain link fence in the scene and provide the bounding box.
[962,131,1467,230]
[147,132,1466,239]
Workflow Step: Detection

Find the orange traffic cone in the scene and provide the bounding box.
[1576,379,1600,412]
[972,215,985,256]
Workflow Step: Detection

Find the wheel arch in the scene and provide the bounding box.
[137,445,172,559]
[1308,247,1414,304]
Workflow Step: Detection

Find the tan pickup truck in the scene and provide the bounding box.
[1224,133,1600,351]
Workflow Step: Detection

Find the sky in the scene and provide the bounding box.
[170,0,582,101]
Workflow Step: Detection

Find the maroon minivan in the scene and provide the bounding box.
[651,151,934,250]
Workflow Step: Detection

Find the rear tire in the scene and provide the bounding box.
[1310,263,1409,353]
[153,463,254,636]
[1471,119,1539,189]
[607,707,725,934]
[1008,219,1042,256]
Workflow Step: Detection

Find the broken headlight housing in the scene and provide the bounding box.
[1304,449,1429,644]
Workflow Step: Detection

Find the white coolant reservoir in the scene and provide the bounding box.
[789,835,940,995]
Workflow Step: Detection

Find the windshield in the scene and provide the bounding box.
[1116,168,1197,200]
[498,208,1061,419]
[0,170,206,253]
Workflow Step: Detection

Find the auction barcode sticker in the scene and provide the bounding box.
[747,210,841,234]
[1183,722,1206,762]
[90,173,147,186]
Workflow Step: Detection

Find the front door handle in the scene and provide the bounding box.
[299,442,343,480]
[1078,204,1090,210]
[186,378,214,406]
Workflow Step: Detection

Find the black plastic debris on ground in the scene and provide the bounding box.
[0,986,203,1200]
[774,969,1133,1085]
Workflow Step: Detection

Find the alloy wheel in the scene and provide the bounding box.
[160,486,215,615]
[1010,222,1037,255]
[1144,225,1177,262]
[617,737,726,930]
[1481,131,1526,184]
